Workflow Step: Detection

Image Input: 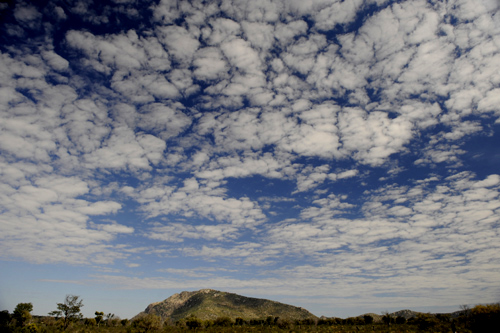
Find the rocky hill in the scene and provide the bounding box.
[134,289,318,322]
[391,309,421,319]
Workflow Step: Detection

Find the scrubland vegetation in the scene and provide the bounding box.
[1,295,499,333]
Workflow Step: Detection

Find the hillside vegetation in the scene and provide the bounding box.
[136,289,317,322]
[2,291,499,332]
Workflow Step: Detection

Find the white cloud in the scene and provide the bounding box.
[0,171,130,265]
[128,178,267,235]
[54,6,67,20]
[42,51,69,71]
[147,223,239,242]
[206,18,241,45]
[193,47,229,81]
[294,165,330,193]
[14,3,42,29]
[84,128,166,171]
[157,25,200,65]
[2,0,500,316]
[336,169,359,180]
[337,108,413,166]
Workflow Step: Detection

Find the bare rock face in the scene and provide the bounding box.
[134,289,317,322]
[140,289,213,319]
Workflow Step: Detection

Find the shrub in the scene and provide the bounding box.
[415,313,439,330]
[0,310,11,328]
[213,316,232,327]
[129,314,162,333]
[276,318,291,329]
[84,318,96,326]
[469,303,500,333]
[20,323,39,333]
[234,317,246,326]
[185,316,203,329]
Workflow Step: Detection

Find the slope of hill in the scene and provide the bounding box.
[135,289,318,322]
[391,309,422,319]
[352,310,420,323]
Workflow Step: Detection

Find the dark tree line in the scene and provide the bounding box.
[1,297,499,333]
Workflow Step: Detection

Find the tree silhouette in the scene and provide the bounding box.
[13,302,33,327]
[49,295,83,329]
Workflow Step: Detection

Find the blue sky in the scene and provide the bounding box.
[1,0,500,320]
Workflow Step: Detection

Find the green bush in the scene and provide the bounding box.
[20,323,39,333]
[213,316,232,327]
[185,316,203,329]
[469,303,500,333]
[129,314,162,333]
[84,318,96,327]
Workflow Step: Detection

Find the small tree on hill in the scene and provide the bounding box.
[382,312,393,326]
[185,315,203,329]
[214,316,232,327]
[235,317,246,326]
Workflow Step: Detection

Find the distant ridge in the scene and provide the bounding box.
[134,289,318,322]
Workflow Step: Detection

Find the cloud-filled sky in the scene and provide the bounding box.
[1,0,500,319]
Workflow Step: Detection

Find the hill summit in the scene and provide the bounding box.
[135,289,317,322]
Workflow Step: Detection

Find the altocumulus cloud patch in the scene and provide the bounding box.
[0,0,500,319]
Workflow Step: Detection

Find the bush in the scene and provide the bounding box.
[20,323,38,333]
[213,316,232,327]
[84,318,96,326]
[276,318,291,329]
[234,317,246,326]
[415,313,439,331]
[185,316,203,329]
[469,303,500,333]
[129,314,162,333]
[0,310,11,328]
[297,318,315,326]
[382,313,393,325]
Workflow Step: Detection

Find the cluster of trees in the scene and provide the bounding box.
[0,295,124,333]
[1,296,499,333]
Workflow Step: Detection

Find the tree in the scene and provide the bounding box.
[469,303,500,333]
[214,316,232,327]
[235,317,246,326]
[130,314,162,333]
[363,315,373,324]
[13,303,33,327]
[414,313,439,330]
[105,313,115,326]
[0,310,11,328]
[185,316,203,329]
[382,312,393,326]
[95,311,104,327]
[84,318,96,327]
[49,295,83,330]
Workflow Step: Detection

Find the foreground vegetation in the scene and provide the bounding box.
[1,295,499,333]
